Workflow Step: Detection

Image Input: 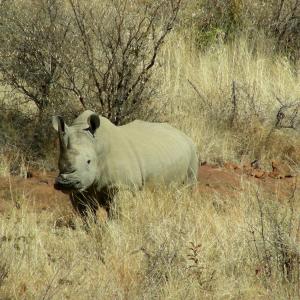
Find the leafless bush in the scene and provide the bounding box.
[188,80,300,131]
[0,0,182,125]
[0,0,73,114]
[188,79,261,128]
[67,0,182,124]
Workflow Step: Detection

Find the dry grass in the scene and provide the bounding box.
[160,33,299,165]
[0,29,300,299]
[1,185,300,299]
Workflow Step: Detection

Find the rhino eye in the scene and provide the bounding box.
[87,160,91,164]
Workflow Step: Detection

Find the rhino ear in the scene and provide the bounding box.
[52,116,68,133]
[87,113,100,136]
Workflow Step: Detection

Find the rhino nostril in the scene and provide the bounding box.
[56,175,70,185]
[58,174,66,180]
[54,180,64,190]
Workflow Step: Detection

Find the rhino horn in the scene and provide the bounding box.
[52,115,69,151]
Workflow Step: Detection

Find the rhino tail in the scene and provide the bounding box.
[187,150,199,187]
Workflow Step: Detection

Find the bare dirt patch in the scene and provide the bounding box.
[198,161,299,200]
[0,161,298,215]
[0,171,71,214]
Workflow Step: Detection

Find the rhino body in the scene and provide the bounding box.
[52,110,198,218]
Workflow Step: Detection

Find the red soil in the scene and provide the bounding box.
[198,161,298,200]
[0,171,71,215]
[0,161,298,215]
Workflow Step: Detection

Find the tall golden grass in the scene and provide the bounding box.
[161,33,300,165]
[1,184,300,299]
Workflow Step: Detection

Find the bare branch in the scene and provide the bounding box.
[187,79,208,106]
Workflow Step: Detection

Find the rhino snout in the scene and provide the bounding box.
[54,175,80,191]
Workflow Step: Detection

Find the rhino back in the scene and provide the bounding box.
[96,119,197,189]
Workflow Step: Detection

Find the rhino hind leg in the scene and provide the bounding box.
[186,152,199,187]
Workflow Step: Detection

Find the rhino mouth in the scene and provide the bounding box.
[54,176,82,192]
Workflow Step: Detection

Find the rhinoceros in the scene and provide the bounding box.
[52,110,198,218]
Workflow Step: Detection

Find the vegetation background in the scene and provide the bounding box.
[0,0,299,298]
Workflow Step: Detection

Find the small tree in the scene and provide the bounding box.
[0,0,73,114]
[67,0,182,124]
[0,0,182,124]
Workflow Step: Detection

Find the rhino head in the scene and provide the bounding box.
[52,113,100,192]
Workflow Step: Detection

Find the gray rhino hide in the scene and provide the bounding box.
[53,110,198,219]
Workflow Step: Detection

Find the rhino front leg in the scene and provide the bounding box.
[70,192,98,222]
[96,187,118,219]
[70,188,119,221]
